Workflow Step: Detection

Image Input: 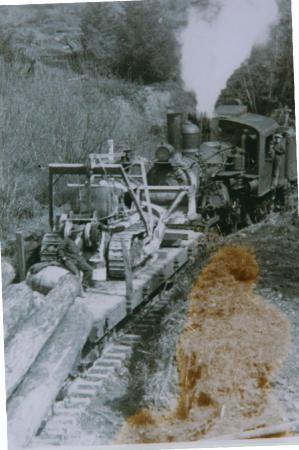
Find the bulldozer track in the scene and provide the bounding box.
[107,223,147,279]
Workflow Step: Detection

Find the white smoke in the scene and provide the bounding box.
[180,0,279,116]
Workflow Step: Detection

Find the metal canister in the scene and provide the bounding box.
[92,181,119,219]
[182,121,201,151]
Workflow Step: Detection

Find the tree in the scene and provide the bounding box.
[81,2,123,76]
[217,0,294,116]
[114,1,180,83]
[81,0,180,83]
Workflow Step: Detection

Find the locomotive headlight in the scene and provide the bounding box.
[155,144,174,162]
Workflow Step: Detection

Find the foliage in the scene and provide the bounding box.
[81,1,181,83]
[113,1,180,83]
[217,0,294,116]
[81,0,211,84]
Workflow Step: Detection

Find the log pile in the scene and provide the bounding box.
[7,300,93,448]
[3,262,96,448]
[5,273,80,399]
[117,246,291,444]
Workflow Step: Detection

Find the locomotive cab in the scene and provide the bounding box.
[215,108,282,197]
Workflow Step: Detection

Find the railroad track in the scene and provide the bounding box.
[31,284,179,447]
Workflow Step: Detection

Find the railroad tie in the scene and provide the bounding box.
[117,334,141,345]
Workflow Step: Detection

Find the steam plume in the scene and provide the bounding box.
[180,0,279,116]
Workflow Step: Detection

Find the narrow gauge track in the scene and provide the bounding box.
[30,251,205,447]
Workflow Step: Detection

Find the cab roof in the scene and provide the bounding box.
[215,106,278,136]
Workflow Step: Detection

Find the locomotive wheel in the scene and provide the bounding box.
[249,196,273,224]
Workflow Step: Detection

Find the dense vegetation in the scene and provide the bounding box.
[0,0,295,242]
[218,0,295,117]
[80,0,211,82]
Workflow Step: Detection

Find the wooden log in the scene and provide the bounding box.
[1,258,16,290]
[7,300,93,448]
[31,291,46,310]
[3,282,35,343]
[5,274,80,399]
[27,265,69,295]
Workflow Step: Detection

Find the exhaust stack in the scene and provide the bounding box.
[167,112,183,150]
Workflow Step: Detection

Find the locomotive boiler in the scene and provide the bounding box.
[147,105,297,231]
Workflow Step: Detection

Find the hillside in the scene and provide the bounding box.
[0,2,197,242]
[0,4,84,70]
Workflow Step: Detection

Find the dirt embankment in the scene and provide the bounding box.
[227,212,299,298]
[226,212,299,424]
[117,240,292,444]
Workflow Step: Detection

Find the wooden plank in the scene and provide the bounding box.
[121,239,133,314]
[161,239,182,248]
[163,230,189,240]
[49,163,87,175]
[16,231,26,282]
[138,185,190,191]
[139,162,154,235]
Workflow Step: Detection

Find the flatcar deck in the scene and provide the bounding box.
[82,230,203,343]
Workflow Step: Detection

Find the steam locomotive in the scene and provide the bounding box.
[40,104,297,281]
[148,105,297,231]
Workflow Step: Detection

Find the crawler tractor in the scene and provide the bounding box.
[40,147,188,281]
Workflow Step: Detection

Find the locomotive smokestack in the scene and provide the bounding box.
[167,112,182,150]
